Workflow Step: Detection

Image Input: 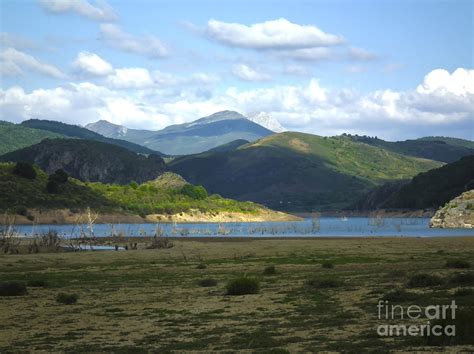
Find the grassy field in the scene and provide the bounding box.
[1,237,473,352]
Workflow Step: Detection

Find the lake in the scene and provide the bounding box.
[6,217,474,238]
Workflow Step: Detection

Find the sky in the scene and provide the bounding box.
[0,0,473,140]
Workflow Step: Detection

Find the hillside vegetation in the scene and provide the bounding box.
[21,119,160,155]
[347,134,474,163]
[170,132,442,211]
[1,139,166,184]
[0,121,65,155]
[0,163,266,218]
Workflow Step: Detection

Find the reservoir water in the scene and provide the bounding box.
[6,217,474,238]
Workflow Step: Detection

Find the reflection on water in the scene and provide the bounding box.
[6,217,474,238]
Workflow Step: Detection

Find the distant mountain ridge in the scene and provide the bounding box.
[0,121,65,155]
[21,119,160,155]
[347,134,474,163]
[86,111,274,155]
[0,138,166,184]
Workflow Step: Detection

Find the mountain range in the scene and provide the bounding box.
[86,111,274,155]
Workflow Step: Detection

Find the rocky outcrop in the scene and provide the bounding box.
[430,190,474,228]
[0,138,166,184]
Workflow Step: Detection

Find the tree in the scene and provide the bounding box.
[13,162,36,179]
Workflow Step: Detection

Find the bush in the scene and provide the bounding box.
[50,169,68,183]
[196,263,207,269]
[46,180,59,194]
[263,265,277,275]
[13,161,36,179]
[181,184,208,200]
[305,277,341,289]
[0,281,28,296]
[27,279,48,287]
[197,278,218,287]
[226,276,260,295]
[56,293,78,305]
[15,206,28,216]
[381,289,418,302]
[407,273,444,288]
[445,259,471,269]
[450,272,474,285]
[130,181,138,189]
[321,262,334,269]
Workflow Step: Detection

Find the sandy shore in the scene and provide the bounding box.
[0,208,301,225]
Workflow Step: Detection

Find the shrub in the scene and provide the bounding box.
[56,293,78,305]
[407,273,444,288]
[321,262,334,269]
[445,259,471,269]
[50,169,68,183]
[0,281,28,296]
[196,263,207,269]
[226,276,260,295]
[13,161,36,179]
[181,184,208,200]
[381,289,418,302]
[15,206,28,216]
[27,279,48,287]
[197,278,218,287]
[263,265,277,275]
[46,180,59,194]
[450,272,474,285]
[454,288,474,297]
[305,277,341,289]
[148,236,174,249]
[130,181,138,189]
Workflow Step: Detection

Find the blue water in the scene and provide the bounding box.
[6,217,474,238]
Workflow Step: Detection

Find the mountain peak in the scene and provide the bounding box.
[246,112,285,132]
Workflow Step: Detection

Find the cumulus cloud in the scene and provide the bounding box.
[1,68,472,140]
[0,47,66,79]
[231,64,271,81]
[205,18,344,50]
[106,68,154,89]
[72,51,113,76]
[100,24,169,59]
[38,0,118,21]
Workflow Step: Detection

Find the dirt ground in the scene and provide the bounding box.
[1,237,473,352]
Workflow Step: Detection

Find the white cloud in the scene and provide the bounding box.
[283,64,311,76]
[0,32,37,50]
[231,64,271,81]
[348,47,378,61]
[72,51,113,76]
[280,47,333,61]
[107,68,154,89]
[1,68,472,140]
[100,24,169,59]
[38,0,118,22]
[0,47,66,79]
[205,18,344,50]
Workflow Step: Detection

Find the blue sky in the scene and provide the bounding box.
[0,0,473,140]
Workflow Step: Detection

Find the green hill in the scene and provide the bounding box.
[347,134,474,163]
[20,119,161,155]
[169,132,443,211]
[0,139,166,184]
[380,155,474,210]
[0,163,266,217]
[0,121,65,155]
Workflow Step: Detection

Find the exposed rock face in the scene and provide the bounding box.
[1,138,166,184]
[430,190,474,228]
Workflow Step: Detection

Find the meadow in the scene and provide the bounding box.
[0,237,473,352]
